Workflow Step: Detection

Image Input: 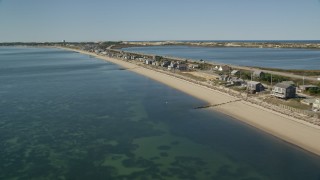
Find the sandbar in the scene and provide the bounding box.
[63,48,320,156]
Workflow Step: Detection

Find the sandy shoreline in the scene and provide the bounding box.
[63,47,320,156]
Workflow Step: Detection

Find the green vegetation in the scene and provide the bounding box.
[254,67,320,76]
[178,72,207,82]
[260,73,289,84]
[198,63,212,70]
[264,97,311,110]
[306,88,320,96]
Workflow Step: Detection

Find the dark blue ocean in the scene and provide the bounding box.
[123,46,320,70]
[1,47,320,180]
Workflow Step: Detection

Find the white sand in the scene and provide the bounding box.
[66,48,320,156]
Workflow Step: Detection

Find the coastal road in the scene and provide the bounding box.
[228,64,319,82]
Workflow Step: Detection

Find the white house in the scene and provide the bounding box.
[313,98,320,111]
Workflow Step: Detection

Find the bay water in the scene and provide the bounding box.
[123,46,320,70]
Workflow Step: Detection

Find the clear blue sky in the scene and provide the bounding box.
[0,0,320,42]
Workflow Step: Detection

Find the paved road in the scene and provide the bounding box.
[228,64,319,82]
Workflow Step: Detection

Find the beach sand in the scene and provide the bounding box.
[65,48,320,156]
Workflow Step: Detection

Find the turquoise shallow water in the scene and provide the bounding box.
[1,47,320,180]
[123,46,320,70]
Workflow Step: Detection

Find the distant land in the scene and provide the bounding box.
[1,40,320,49]
[113,40,320,49]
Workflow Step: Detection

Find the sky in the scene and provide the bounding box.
[0,0,320,42]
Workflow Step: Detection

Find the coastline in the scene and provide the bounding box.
[62,47,320,156]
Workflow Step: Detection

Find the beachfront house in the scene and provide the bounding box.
[230,78,244,86]
[152,61,160,66]
[231,70,240,76]
[218,65,231,72]
[312,98,320,111]
[168,62,178,70]
[130,55,136,60]
[161,61,171,67]
[94,50,101,54]
[271,82,296,99]
[281,81,295,86]
[145,59,153,65]
[247,81,265,93]
[298,85,318,93]
[219,75,231,82]
[188,63,199,69]
[253,71,265,79]
[177,64,188,71]
[123,55,130,60]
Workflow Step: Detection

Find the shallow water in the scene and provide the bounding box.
[1,47,320,180]
[123,46,320,70]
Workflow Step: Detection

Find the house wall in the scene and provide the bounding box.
[313,99,320,110]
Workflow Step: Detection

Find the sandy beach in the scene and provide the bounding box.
[65,48,320,156]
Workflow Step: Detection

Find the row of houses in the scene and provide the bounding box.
[247,81,296,98]
[219,75,297,99]
[214,66,265,78]
[87,47,320,110]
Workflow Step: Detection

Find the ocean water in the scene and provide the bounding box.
[1,47,320,180]
[123,46,320,70]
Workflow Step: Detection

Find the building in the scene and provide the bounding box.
[161,61,171,67]
[219,75,231,82]
[253,71,265,78]
[145,59,153,65]
[177,64,188,71]
[247,81,265,93]
[271,82,296,99]
[231,70,240,76]
[169,62,178,69]
[298,85,318,92]
[230,78,244,86]
[301,98,316,106]
[218,65,231,72]
[152,61,160,66]
[312,98,320,111]
[281,81,295,86]
[188,63,199,69]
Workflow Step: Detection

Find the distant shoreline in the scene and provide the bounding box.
[112,41,320,50]
[59,47,320,157]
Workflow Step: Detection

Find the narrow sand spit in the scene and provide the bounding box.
[63,48,320,156]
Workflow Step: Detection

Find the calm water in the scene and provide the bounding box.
[1,47,320,180]
[123,46,320,70]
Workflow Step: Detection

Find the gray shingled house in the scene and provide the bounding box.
[247,81,265,93]
[271,82,296,99]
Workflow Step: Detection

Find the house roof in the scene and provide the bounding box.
[299,85,318,88]
[178,64,187,67]
[219,65,231,71]
[281,81,295,85]
[247,81,261,85]
[231,70,239,74]
[253,71,264,75]
[274,83,294,88]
